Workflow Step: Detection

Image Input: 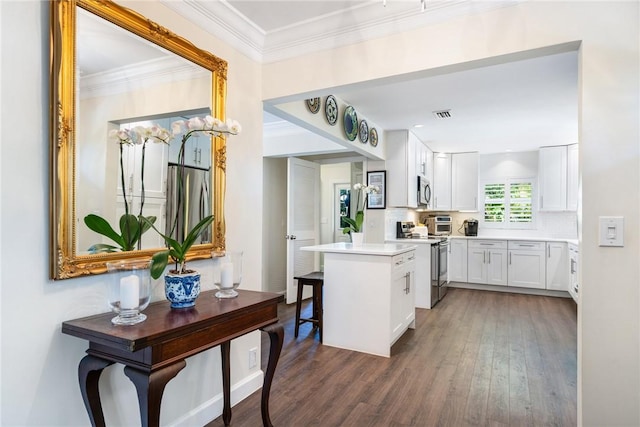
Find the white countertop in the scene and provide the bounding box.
[301,242,417,256]
[448,235,579,245]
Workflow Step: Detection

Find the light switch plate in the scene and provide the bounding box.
[599,216,624,247]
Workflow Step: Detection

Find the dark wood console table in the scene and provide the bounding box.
[62,289,284,427]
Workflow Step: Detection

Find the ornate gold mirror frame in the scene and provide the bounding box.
[50,0,227,279]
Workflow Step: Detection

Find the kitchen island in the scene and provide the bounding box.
[301,242,416,357]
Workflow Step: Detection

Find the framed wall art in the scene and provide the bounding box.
[367,170,386,209]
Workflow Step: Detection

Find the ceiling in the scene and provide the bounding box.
[92,0,578,157]
[216,1,579,156]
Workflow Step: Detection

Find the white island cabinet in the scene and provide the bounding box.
[301,243,416,357]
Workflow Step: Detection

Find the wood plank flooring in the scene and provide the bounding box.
[206,288,577,426]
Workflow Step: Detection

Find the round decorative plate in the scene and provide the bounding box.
[369,128,379,147]
[343,106,358,141]
[324,95,338,126]
[358,120,369,143]
[305,97,321,114]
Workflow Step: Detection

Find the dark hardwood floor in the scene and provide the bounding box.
[207,288,577,426]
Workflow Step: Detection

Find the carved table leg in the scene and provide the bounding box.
[78,355,114,427]
[261,322,284,427]
[124,360,186,427]
[221,341,232,426]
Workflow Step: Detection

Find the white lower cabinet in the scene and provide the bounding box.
[449,239,468,282]
[508,241,546,289]
[390,251,416,344]
[546,242,569,291]
[467,240,507,286]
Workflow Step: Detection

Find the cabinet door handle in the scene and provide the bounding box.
[483,251,486,264]
[509,252,512,265]
[405,272,411,294]
[488,251,491,264]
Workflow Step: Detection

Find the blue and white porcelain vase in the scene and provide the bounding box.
[164,270,201,308]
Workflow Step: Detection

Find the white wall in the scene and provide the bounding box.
[1,1,265,425]
[262,2,640,425]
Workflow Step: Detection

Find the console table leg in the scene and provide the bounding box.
[261,322,284,427]
[78,355,114,427]
[124,360,186,427]
[221,341,232,426]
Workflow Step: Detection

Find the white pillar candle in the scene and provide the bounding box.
[120,274,140,310]
[220,262,233,289]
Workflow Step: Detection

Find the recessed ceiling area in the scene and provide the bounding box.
[162,0,577,158]
[265,50,578,156]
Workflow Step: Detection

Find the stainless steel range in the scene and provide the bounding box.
[430,237,449,307]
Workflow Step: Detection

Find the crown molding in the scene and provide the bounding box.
[162,0,266,62]
[80,56,207,100]
[161,0,524,64]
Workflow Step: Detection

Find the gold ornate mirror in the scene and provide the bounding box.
[50,0,227,279]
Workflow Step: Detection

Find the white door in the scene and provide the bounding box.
[286,158,320,304]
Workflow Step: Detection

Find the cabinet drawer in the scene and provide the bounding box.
[508,241,545,251]
[468,240,507,250]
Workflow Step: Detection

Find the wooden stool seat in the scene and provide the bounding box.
[293,271,324,343]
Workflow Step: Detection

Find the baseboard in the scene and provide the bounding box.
[167,370,264,427]
[448,281,571,298]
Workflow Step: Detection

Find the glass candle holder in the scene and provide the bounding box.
[106,259,151,325]
[212,251,243,299]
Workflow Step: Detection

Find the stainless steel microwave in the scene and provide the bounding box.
[426,215,452,235]
[417,176,431,208]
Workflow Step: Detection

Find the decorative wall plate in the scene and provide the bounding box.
[359,120,369,143]
[343,106,358,141]
[305,97,321,114]
[369,128,379,147]
[324,95,338,125]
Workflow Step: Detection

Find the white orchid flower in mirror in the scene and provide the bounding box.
[84,116,241,262]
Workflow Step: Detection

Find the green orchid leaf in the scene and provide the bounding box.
[342,217,358,233]
[138,215,156,235]
[83,214,126,248]
[180,215,214,255]
[355,210,364,230]
[150,250,170,279]
[119,214,140,251]
[87,243,120,254]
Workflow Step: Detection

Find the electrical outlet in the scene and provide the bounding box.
[249,347,258,369]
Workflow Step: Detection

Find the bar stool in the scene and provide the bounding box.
[293,271,324,343]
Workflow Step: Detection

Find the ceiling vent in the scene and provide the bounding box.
[433,109,452,119]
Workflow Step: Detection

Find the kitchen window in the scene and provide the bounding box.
[482,179,534,229]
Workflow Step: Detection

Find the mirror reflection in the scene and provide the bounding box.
[75,8,212,255]
[50,0,229,279]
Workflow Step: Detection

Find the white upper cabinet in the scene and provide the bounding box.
[425,145,434,186]
[567,143,579,211]
[117,141,168,200]
[433,152,478,211]
[452,152,479,211]
[386,130,420,208]
[539,145,568,211]
[433,153,452,210]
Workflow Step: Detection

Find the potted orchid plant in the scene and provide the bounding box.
[84,125,172,253]
[342,182,379,244]
[142,115,241,308]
